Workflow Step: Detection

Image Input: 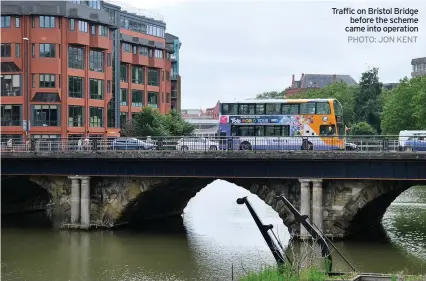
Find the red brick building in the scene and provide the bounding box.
[0,0,177,142]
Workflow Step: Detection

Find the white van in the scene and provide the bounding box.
[398,130,426,150]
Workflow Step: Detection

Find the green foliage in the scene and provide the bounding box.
[256,91,286,99]
[381,76,426,134]
[239,264,353,281]
[121,106,195,137]
[350,122,377,135]
[354,67,383,133]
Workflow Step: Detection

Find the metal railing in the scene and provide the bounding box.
[1,135,425,153]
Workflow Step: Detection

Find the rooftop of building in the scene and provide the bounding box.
[294,73,358,89]
[103,0,165,25]
[411,57,426,65]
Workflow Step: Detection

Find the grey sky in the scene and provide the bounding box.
[124,0,426,109]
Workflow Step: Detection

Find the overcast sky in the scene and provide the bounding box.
[119,0,426,109]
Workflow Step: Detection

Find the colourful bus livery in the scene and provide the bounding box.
[217,98,345,151]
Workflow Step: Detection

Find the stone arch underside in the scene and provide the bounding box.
[2,176,52,214]
[108,178,301,233]
[331,180,426,238]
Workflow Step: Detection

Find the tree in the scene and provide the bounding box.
[354,68,383,133]
[381,76,426,134]
[163,110,195,136]
[349,122,377,135]
[121,106,195,137]
[256,91,286,99]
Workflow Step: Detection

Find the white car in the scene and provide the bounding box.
[176,137,219,151]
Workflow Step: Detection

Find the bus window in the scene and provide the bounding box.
[255,104,265,114]
[239,104,255,115]
[316,102,331,114]
[266,103,281,115]
[333,100,343,116]
[281,125,290,136]
[320,125,336,136]
[255,126,265,136]
[222,103,238,115]
[300,102,316,114]
[282,104,291,114]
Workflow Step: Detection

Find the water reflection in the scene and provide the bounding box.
[1,181,426,281]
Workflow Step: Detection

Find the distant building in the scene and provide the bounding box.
[411,57,426,77]
[285,73,358,97]
[383,83,399,90]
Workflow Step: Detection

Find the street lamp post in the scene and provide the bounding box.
[23,37,30,139]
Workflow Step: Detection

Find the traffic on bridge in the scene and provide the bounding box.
[1,135,425,153]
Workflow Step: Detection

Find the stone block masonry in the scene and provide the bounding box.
[28,176,424,238]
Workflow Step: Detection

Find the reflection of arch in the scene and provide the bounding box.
[333,181,424,238]
[116,178,301,233]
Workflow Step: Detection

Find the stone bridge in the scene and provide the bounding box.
[15,175,424,239]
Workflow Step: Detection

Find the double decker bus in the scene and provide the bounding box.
[217,98,345,150]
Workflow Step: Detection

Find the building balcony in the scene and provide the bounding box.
[171,73,179,80]
[170,54,177,61]
[90,35,111,50]
[69,31,90,46]
[133,54,149,66]
[171,90,178,99]
[121,51,132,64]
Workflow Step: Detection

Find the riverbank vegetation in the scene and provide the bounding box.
[257,70,426,135]
[239,265,426,281]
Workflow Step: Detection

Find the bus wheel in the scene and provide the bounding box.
[240,142,252,151]
[404,146,413,152]
[307,142,313,150]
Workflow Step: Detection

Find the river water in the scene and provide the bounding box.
[2,180,426,281]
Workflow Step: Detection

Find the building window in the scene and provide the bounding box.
[166,71,170,81]
[69,76,84,98]
[70,19,75,31]
[162,92,164,103]
[15,43,20,58]
[122,43,131,53]
[120,17,147,34]
[107,53,111,66]
[68,105,84,127]
[166,53,170,60]
[68,46,84,69]
[89,107,104,127]
[132,90,143,107]
[1,104,21,126]
[107,80,111,93]
[39,16,55,28]
[33,104,59,126]
[1,16,11,28]
[89,79,104,100]
[132,66,144,84]
[148,48,153,58]
[79,20,88,32]
[32,16,35,27]
[148,92,158,108]
[32,44,35,57]
[120,112,128,126]
[1,44,11,57]
[147,24,165,38]
[39,74,56,88]
[90,25,96,35]
[166,92,171,103]
[15,17,20,28]
[147,69,159,86]
[120,63,128,82]
[155,50,163,59]
[133,46,137,54]
[39,43,56,58]
[89,50,104,72]
[139,46,148,56]
[99,25,108,37]
[120,89,128,106]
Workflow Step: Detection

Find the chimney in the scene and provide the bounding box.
[291,74,295,87]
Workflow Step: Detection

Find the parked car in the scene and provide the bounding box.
[111,137,156,150]
[176,137,220,151]
[403,137,426,152]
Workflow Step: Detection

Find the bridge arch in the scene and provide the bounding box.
[101,178,301,233]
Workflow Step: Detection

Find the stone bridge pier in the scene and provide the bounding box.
[28,175,424,239]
